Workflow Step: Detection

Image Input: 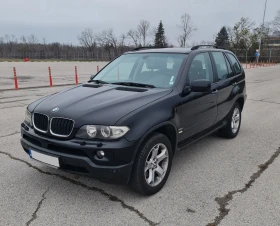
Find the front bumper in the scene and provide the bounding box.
[20,123,138,184]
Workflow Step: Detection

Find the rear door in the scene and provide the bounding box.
[226,52,244,84]
[210,51,236,122]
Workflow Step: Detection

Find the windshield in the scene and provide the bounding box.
[92,53,186,88]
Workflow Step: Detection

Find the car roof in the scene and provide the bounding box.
[125,46,231,55]
[126,48,192,54]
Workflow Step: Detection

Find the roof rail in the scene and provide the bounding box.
[132,46,167,51]
[191,45,225,50]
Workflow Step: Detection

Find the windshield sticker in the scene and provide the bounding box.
[169,76,174,85]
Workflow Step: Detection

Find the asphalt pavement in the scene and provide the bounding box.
[0,62,108,90]
[0,65,280,226]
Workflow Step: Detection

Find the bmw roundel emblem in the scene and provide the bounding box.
[52,107,59,113]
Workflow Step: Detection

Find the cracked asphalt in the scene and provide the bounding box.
[0,65,280,226]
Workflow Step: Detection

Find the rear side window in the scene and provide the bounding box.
[212,52,229,80]
[226,53,242,75]
[225,55,234,78]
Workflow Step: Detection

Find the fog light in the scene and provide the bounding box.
[97,151,105,159]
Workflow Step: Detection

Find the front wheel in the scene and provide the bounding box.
[219,102,242,138]
[129,133,173,195]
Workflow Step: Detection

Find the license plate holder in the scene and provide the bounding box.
[29,149,60,168]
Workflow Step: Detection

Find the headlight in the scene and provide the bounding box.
[87,125,97,137]
[76,125,129,140]
[101,126,111,138]
[25,109,32,126]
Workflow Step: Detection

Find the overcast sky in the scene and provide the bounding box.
[0,0,279,46]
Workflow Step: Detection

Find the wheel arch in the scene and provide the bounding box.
[133,121,178,160]
[236,96,245,111]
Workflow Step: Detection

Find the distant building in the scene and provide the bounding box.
[265,32,280,49]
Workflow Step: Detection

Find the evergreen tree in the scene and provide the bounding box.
[215,26,229,48]
[154,21,167,47]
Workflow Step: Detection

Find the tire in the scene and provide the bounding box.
[129,132,173,196]
[218,102,242,139]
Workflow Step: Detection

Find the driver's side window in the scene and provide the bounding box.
[188,53,213,84]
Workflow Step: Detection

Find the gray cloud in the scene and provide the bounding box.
[0,0,279,45]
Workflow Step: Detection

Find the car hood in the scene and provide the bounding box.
[34,84,172,126]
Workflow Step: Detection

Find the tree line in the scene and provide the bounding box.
[215,12,280,62]
[0,10,280,61]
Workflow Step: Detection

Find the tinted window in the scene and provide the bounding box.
[225,55,234,78]
[227,53,242,74]
[188,52,213,83]
[212,52,229,80]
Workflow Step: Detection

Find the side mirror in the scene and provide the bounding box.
[190,79,211,93]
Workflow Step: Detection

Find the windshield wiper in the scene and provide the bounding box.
[88,80,109,84]
[112,82,155,88]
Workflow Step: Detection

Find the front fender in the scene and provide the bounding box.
[117,89,180,142]
[131,121,178,160]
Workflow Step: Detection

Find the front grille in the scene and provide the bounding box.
[50,118,74,137]
[33,113,48,133]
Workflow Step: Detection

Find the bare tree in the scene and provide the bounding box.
[28,34,38,45]
[106,29,118,50]
[127,29,140,47]
[42,37,48,51]
[28,34,39,52]
[78,28,96,51]
[4,34,17,43]
[118,34,127,51]
[19,35,27,44]
[150,27,157,41]
[96,29,118,49]
[177,13,197,47]
[42,37,47,45]
[0,37,4,57]
[50,42,61,58]
[96,29,119,59]
[137,20,150,46]
[4,34,17,52]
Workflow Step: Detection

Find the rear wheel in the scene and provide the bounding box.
[219,102,241,138]
[129,133,173,195]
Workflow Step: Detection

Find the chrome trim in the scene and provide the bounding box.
[32,112,49,134]
[50,117,75,138]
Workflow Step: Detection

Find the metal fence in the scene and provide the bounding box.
[0,49,280,63]
[0,51,119,61]
[234,49,280,63]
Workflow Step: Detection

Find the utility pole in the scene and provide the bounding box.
[258,0,268,53]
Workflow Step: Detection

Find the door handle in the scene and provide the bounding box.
[212,90,218,94]
[232,82,237,86]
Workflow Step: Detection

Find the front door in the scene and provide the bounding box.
[179,52,218,141]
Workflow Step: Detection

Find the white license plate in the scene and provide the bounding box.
[29,149,60,168]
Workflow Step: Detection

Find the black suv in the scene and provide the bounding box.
[21,45,246,195]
